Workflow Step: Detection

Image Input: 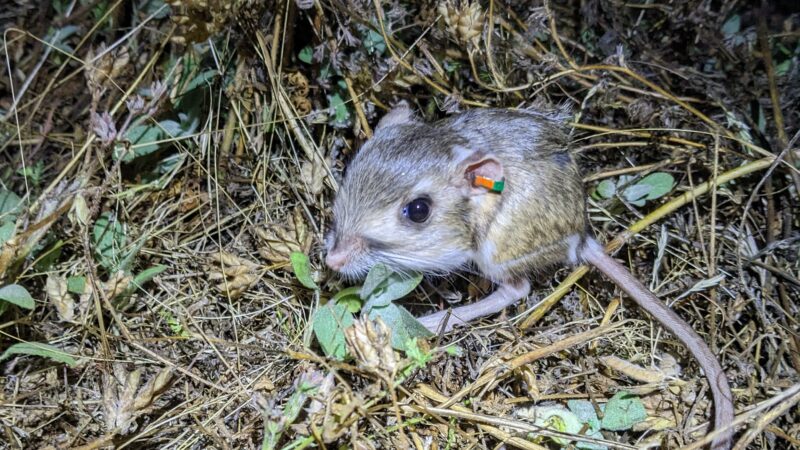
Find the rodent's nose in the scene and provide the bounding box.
[325,249,348,271]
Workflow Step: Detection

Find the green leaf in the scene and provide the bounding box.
[775,59,791,77]
[290,252,318,290]
[332,286,363,313]
[133,265,167,287]
[93,212,127,271]
[601,391,647,431]
[529,405,585,446]
[159,309,189,337]
[362,271,422,311]
[117,123,162,162]
[0,342,77,367]
[567,399,601,432]
[126,265,168,297]
[0,284,35,310]
[594,179,616,199]
[444,345,463,356]
[298,45,313,64]
[312,301,353,359]
[0,221,15,246]
[404,338,432,367]
[368,302,433,350]
[67,276,87,294]
[362,29,386,55]
[0,188,22,217]
[361,263,392,298]
[722,15,740,37]
[183,69,218,92]
[622,183,651,203]
[638,172,675,200]
[328,93,350,126]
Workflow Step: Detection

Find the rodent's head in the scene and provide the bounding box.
[325,104,501,279]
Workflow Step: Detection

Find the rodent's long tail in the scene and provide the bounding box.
[581,237,734,450]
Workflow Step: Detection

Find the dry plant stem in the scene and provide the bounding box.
[255,32,337,190]
[545,0,578,70]
[412,385,550,450]
[708,134,720,350]
[582,161,665,182]
[484,0,511,92]
[25,26,174,218]
[344,76,373,138]
[436,320,625,409]
[732,385,800,450]
[519,156,776,330]
[680,383,800,450]
[758,6,800,193]
[735,132,800,293]
[370,0,487,108]
[404,403,632,450]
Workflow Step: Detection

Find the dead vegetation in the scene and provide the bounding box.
[0,0,798,448]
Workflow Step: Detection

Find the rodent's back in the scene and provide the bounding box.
[440,109,587,281]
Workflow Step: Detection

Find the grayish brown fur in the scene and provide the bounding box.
[325,106,733,450]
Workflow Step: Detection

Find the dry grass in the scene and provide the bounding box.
[1,0,798,449]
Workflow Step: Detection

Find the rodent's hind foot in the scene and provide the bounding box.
[417,279,531,333]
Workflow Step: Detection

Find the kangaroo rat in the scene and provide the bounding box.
[325,104,733,449]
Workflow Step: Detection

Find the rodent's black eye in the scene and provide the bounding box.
[403,197,431,223]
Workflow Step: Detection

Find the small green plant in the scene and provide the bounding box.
[17,161,45,187]
[261,370,323,450]
[593,172,675,207]
[305,262,433,360]
[0,342,77,367]
[518,391,648,450]
[0,284,35,315]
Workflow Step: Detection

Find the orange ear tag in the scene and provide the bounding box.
[472,174,505,193]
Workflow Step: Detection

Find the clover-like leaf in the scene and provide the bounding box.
[594,179,616,199]
[312,301,354,360]
[601,391,647,431]
[298,46,313,64]
[638,172,675,200]
[568,399,602,432]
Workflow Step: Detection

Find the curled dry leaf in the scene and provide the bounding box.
[300,159,325,195]
[208,251,262,299]
[599,355,666,384]
[344,316,400,375]
[85,44,130,96]
[104,271,134,299]
[286,71,310,97]
[254,208,311,265]
[45,275,74,322]
[292,95,313,116]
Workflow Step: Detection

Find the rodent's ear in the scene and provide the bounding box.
[452,146,504,196]
[375,101,415,131]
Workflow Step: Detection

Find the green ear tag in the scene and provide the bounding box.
[492,179,505,193]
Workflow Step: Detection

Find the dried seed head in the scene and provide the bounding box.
[437,0,484,46]
[344,316,399,374]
